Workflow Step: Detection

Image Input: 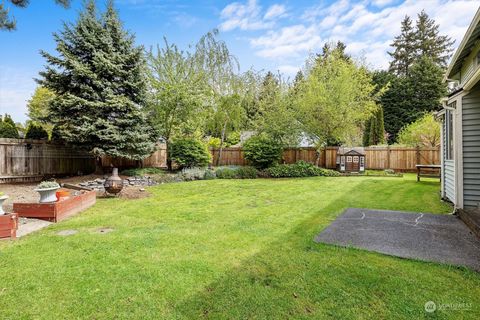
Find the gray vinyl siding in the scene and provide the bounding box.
[462,84,480,209]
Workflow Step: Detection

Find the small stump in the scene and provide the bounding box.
[0,213,19,239]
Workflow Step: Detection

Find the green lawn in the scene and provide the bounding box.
[1,175,479,319]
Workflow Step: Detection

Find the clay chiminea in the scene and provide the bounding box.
[104,168,123,195]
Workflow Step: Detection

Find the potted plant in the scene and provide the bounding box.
[0,191,8,215]
[35,181,61,203]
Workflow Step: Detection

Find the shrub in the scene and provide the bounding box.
[121,167,165,177]
[225,131,241,146]
[37,181,60,189]
[0,122,19,138]
[25,123,49,140]
[236,166,258,179]
[203,169,216,180]
[169,138,211,169]
[265,161,340,178]
[207,137,221,148]
[243,135,282,169]
[215,167,238,179]
[181,167,207,181]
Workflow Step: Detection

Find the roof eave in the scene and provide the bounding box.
[445,7,480,80]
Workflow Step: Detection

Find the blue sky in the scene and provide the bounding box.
[0,0,478,123]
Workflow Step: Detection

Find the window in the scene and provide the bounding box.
[445,106,455,160]
[353,156,359,163]
[340,156,345,165]
[347,156,352,162]
[360,157,365,166]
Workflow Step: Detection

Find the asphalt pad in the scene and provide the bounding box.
[314,208,480,271]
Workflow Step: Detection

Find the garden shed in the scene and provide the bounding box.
[336,147,365,173]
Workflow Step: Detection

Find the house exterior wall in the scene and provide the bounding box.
[454,41,480,85]
[462,84,480,208]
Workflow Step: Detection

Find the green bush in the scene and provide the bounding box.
[265,161,340,178]
[243,135,283,169]
[203,169,216,180]
[121,167,165,176]
[207,137,221,148]
[215,167,238,179]
[25,123,49,140]
[0,122,19,138]
[181,167,207,181]
[225,131,241,146]
[236,166,258,179]
[169,138,211,169]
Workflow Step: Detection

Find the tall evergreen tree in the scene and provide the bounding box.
[39,0,157,169]
[388,16,416,76]
[389,11,454,74]
[408,56,447,118]
[0,114,19,138]
[363,106,385,146]
[1,0,70,31]
[415,10,454,69]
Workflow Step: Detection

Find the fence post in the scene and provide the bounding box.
[387,145,390,169]
[416,146,420,165]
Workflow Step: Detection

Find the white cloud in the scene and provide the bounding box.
[277,64,300,76]
[264,4,287,20]
[371,0,396,7]
[219,0,272,31]
[244,0,478,69]
[219,0,288,31]
[250,24,322,59]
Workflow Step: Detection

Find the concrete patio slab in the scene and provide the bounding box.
[314,208,480,271]
[16,218,52,238]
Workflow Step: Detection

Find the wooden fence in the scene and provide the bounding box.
[1,138,439,183]
[100,143,167,169]
[0,139,167,183]
[0,138,95,182]
[210,146,440,172]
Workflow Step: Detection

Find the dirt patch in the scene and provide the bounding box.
[0,174,152,212]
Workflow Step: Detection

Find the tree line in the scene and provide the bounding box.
[2,1,452,170]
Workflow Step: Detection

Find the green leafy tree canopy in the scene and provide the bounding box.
[397,113,441,147]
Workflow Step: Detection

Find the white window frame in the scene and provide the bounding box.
[445,106,455,160]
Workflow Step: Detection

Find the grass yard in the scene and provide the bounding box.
[1,175,479,319]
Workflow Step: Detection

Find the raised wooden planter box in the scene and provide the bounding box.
[0,213,19,239]
[13,190,96,222]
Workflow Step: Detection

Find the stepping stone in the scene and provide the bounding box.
[95,227,114,234]
[16,218,53,238]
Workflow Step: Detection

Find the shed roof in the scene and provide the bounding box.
[337,147,365,156]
